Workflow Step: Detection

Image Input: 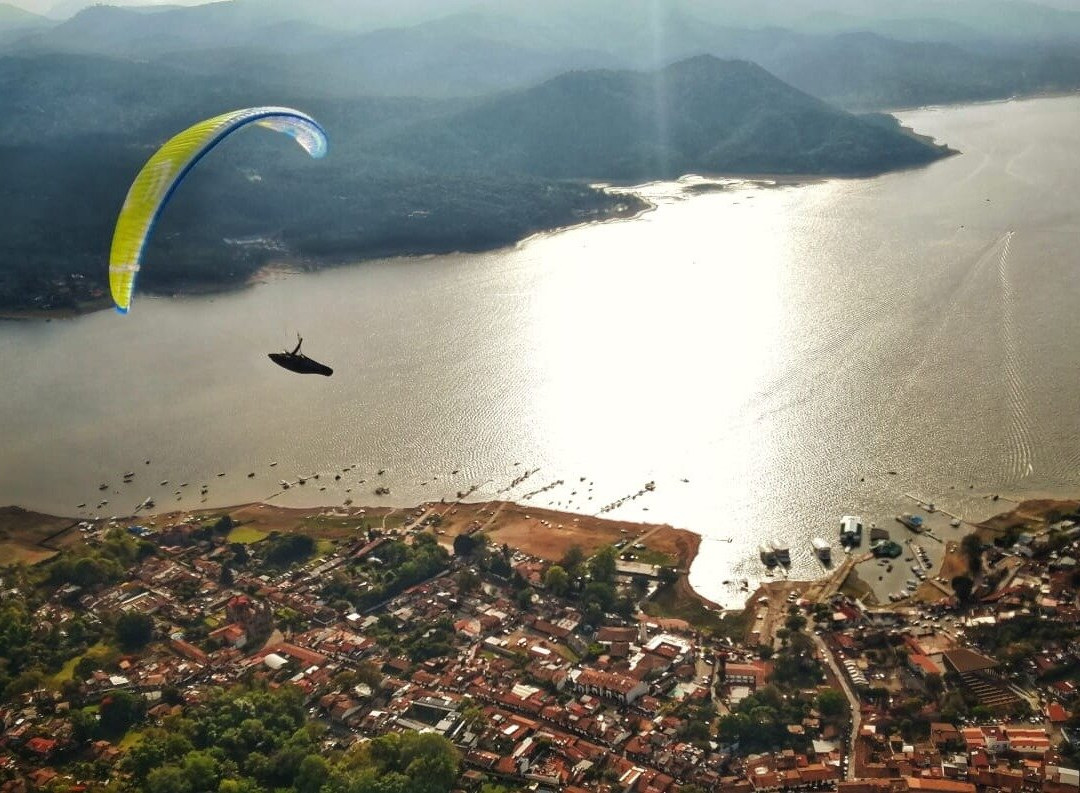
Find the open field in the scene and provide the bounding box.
[979,499,1080,534]
[0,505,81,565]
[226,526,268,544]
[424,500,700,569]
[0,541,57,565]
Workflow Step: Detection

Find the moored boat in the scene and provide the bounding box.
[812,537,831,561]
[759,543,777,566]
[772,539,791,565]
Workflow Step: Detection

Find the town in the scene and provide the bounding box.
[1,496,1079,793]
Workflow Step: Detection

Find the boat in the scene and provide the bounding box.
[812,537,831,562]
[759,543,778,566]
[772,540,791,565]
[896,513,924,532]
[99,483,109,491]
[840,515,864,546]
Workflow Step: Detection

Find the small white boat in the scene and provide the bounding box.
[812,537,831,562]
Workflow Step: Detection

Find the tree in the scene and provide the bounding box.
[264,534,315,567]
[115,611,154,650]
[961,533,983,575]
[220,565,235,587]
[181,751,220,792]
[99,691,144,736]
[75,655,100,680]
[588,546,617,583]
[560,545,585,576]
[516,587,534,610]
[455,569,480,593]
[453,533,479,557]
[294,754,329,793]
[146,765,192,793]
[925,673,945,698]
[785,614,807,633]
[817,689,848,719]
[951,575,974,602]
[543,565,569,596]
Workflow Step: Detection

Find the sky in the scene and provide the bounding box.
[10,0,1080,21]
[11,0,206,16]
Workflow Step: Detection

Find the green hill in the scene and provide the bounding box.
[0,53,949,313]
[388,55,952,180]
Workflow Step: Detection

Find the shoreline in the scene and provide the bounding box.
[2,492,1059,627]
[0,159,935,323]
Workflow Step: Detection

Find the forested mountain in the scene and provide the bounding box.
[383,56,951,181]
[0,46,950,312]
[10,1,1080,108]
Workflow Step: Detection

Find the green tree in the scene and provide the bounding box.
[455,569,480,594]
[99,690,144,737]
[785,614,807,633]
[817,689,848,718]
[146,765,192,793]
[516,587,534,610]
[588,546,617,583]
[116,611,155,650]
[182,751,220,792]
[560,545,585,576]
[543,565,569,596]
[295,755,329,793]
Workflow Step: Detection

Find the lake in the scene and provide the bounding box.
[3,95,1080,607]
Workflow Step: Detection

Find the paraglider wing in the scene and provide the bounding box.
[109,107,328,313]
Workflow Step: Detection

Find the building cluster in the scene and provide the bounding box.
[2,510,1080,793]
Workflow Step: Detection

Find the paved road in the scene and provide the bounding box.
[813,633,860,780]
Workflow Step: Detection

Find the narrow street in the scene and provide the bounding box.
[812,633,860,780]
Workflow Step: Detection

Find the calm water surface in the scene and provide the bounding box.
[3,95,1080,606]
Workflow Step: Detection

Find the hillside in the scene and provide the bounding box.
[0,53,949,313]
[388,56,952,181]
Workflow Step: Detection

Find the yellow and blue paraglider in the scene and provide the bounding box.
[109,106,328,314]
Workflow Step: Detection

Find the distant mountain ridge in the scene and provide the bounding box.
[10,1,1080,111]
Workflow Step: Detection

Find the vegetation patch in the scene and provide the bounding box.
[226,525,268,544]
[644,578,748,640]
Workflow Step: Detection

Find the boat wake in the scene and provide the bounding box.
[998,231,1035,482]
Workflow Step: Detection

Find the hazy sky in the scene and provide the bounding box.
[10,0,1080,21]
[10,0,205,16]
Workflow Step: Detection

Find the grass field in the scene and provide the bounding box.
[51,642,115,686]
[227,526,268,544]
[119,729,145,749]
[0,541,57,566]
[628,547,675,567]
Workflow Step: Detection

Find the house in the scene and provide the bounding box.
[568,668,648,705]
